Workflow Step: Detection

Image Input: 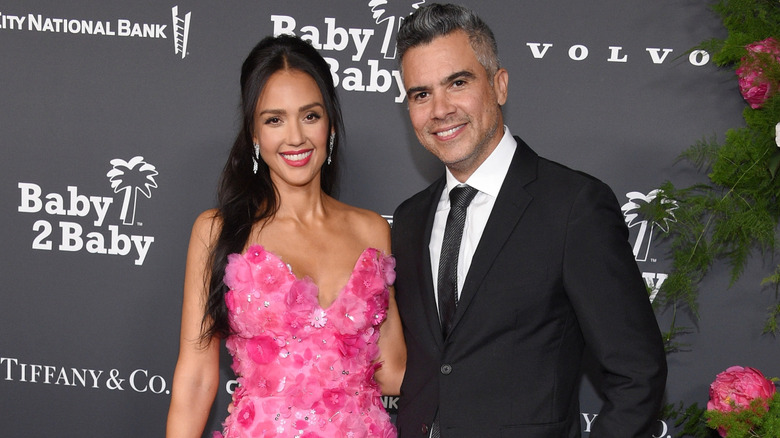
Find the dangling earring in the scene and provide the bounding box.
[252,143,260,174]
[327,133,334,165]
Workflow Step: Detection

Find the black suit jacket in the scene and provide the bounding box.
[391,137,667,438]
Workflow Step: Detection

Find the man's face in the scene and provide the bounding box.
[401,30,508,182]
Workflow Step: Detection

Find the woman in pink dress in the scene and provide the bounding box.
[166,34,405,437]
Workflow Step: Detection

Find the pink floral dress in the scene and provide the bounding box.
[215,245,397,438]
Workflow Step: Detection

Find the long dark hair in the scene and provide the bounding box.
[202,34,344,341]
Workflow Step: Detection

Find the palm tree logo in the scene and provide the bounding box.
[368,0,427,59]
[107,156,159,226]
[621,189,678,262]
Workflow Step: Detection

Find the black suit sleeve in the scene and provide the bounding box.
[562,179,667,438]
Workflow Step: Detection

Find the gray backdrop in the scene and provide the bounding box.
[2,1,776,437]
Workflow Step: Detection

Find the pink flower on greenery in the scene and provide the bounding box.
[246,335,282,364]
[707,366,776,414]
[736,37,780,109]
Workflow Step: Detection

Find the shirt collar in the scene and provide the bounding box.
[444,126,517,198]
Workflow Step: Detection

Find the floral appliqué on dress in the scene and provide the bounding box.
[214,245,397,438]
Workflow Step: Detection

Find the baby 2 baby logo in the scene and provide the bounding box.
[17,156,157,266]
[271,0,428,103]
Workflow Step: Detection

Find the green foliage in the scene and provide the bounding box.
[706,392,780,437]
[654,0,780,352]
[762,301,780,333]
[662,402,719,437]
[709,0,780,66]
[646,3,780,436]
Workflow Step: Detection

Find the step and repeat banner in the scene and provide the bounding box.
[2,1,777,436]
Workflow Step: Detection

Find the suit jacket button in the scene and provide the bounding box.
[421,423,429,434]
[440,364,452,375]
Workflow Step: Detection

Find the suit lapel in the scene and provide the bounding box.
[451,138,539,329]
[413,178,448,347]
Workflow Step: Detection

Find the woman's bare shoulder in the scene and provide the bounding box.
[191,208,221,245]
[335,203,391,252]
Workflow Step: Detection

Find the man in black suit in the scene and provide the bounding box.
[390,4,667,437]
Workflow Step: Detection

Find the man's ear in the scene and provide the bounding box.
[493,68,509,106]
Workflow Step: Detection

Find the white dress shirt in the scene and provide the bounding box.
[429,127,517,309]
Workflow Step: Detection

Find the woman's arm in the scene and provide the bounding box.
[369,215,407,396]
[166,211,222,437]
[374,286,406,395]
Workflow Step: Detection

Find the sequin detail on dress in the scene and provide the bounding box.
[215,245,397,438]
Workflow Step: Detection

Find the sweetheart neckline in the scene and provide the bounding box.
[244,245,378,311]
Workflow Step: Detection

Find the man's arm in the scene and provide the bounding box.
[563,179,667,438]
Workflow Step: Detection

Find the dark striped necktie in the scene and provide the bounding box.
[437,185,478,338]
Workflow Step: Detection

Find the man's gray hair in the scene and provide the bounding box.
[396,3,500,77]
